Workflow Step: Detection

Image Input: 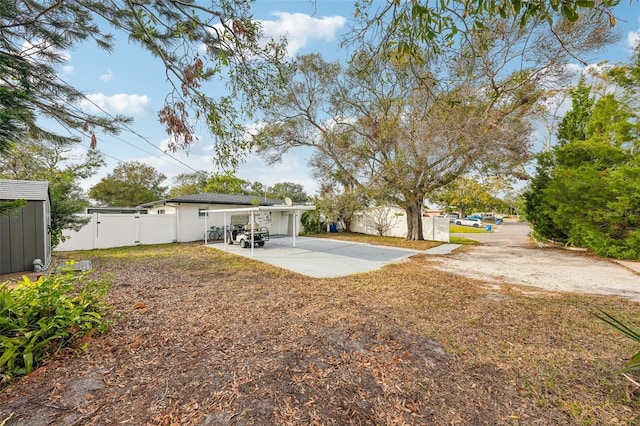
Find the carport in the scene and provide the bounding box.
[203,204,316,257]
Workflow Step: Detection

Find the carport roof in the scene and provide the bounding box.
[138,192,283,207]
[203,205,315,214]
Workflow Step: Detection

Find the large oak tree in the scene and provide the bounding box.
[252,11,616,240]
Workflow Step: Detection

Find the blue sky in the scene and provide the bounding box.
[60,1,640,198]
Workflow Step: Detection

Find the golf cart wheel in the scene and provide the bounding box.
[241,240,249,248]
[258,242,265,247]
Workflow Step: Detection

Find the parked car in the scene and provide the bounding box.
[447,213,459,223]
[454,217,483,228]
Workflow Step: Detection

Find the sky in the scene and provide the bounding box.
[57,1,640,198]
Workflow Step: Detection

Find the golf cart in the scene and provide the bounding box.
[227,223,268,248]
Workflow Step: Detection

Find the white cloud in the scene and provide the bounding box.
[260,12,346,56]
[81,93,152,115]
[628,29,640,50]
[238,151,318,195]
[21,39,73,73]
[100,69,113,82]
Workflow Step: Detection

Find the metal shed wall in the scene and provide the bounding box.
[0,180,52,274]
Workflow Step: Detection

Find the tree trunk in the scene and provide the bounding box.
[404,201,424,241]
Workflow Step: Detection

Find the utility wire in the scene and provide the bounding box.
[54,74,203,174]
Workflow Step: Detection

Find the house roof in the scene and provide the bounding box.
[0,179,49,201]
[138,193,283,208]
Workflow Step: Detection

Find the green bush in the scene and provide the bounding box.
[300,210,324,235]
[0,272,110,380]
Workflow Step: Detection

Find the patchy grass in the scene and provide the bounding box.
[450,235,482,245]
[313,231,442,250]
[317,231,480,247]
[450,224,490,233]
[1,243,639,425]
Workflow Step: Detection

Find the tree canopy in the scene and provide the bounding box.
[349,0,626,63]
[524,50,640,259]
[168,171,212,198]
[252,9,615,240]
[429,177,511,218]
[89,161,168,207]
[0,138,105,248]
[0,1,286,165]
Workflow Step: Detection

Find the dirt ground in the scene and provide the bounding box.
[430,245,640,302]
[1,242,640,425]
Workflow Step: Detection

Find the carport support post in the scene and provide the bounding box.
[204,213,208,245]
[223,213,228,247]
[250,210,255,257]
[293,212,297,248]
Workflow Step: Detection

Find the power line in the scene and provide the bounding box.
[54,74,203,174]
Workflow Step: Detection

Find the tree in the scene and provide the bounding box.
[89,161,167,206]
[525,53,640,258]
[557,76,595,145]
[522,151,569,242]
[0,200,26,216]
[0,138,105,248]
[430,177,508,218]
[266,182,309,203]
[349,0,626,63]
[168,171,211,197]
[1,1,286,165]
[314,185,365,232]
[203,173,251,195]
[359,206,403,237]
[253,14,613,240]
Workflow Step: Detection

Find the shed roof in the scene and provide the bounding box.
[0,179,49,201]
[139,193,282,208]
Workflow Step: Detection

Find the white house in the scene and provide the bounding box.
[56,193,315,251]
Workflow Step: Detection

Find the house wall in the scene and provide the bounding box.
[56,205,300,251]
[0,200,51,273]
[351,205,450,242]
[168,204,284,242]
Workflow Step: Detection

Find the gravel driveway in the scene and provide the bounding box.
[435,221,640,302]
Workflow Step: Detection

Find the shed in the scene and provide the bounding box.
[0,180,52,274]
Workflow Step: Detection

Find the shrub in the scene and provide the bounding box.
[0,272,110,381]
[300,210,324,235]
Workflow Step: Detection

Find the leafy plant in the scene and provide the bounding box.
[593,309,640,374]
[300,210,324,235]
[0,273,110,381]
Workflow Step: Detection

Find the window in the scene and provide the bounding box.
[198,208,208,217]
[157,209,165,214]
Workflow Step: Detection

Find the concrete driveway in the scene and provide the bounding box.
[207,236,419,278]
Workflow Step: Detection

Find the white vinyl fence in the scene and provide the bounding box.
[56,214,177,251]
[351,206,450,242]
